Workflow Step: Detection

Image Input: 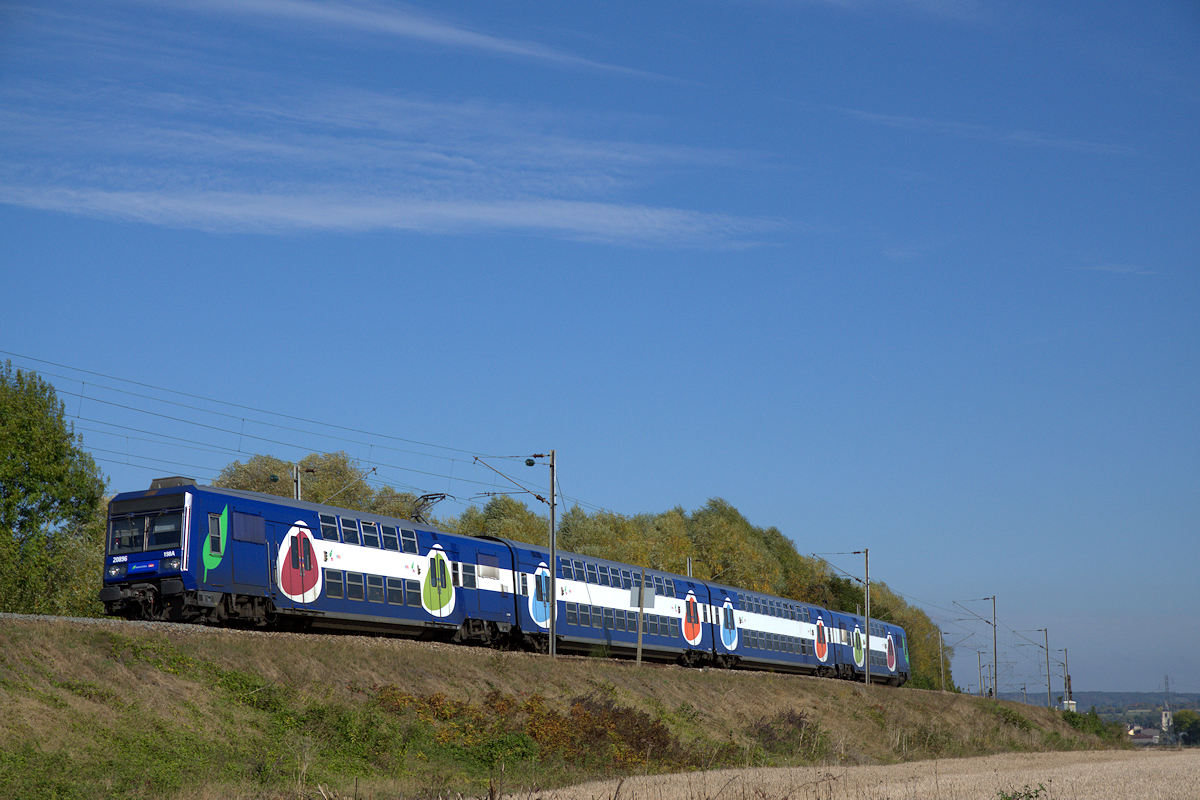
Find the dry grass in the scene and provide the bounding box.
[523,749,1199,800]
[0,617,1132,799]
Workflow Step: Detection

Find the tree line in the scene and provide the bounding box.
[0,363,952,689]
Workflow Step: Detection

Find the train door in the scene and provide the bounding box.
[422,543,455,619]
[277,523,321,604]
[814,612,829,665]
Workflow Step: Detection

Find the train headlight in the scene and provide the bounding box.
[161,556,181,572]
[106,563,127,579]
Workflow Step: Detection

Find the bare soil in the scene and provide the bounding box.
[524,749,1198,800]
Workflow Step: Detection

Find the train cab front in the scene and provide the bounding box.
[100,479,193,620]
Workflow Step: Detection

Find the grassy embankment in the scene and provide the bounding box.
[0,618,1123,799]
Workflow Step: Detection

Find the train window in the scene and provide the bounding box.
[381,526,399,551]
[646,616,659,636]
[560,558,572,579]
[478,553,501,581]
[620,569,632,589]
[598,565,610,586]
[366,575,384,603]
[603,608,615,629]
[614,611,626,632]
[572,560,585,581]
[319,514,339,541]
[405,580,421,606]
[361,521,381,548]
[589,607,602,628]
[565,603,578,625]
[386,577,404,604]
[324,569,344,599]
[668,617,681,639]
[461,563,476,589]
[578,605,590,627]
[585,563,598,584]
[451,561,461,588]
[208,514,221,555]
[400,529,418,554]
[346,573,365,601]
[341,518,360,546]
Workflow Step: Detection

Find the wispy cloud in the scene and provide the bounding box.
[1075,264,1160,276]
[0,77,770,245]
[0,2,767,245]
[155,0,652,76]
[836,107,1134,155]
[0,186,773,245]
[790,0,987,23]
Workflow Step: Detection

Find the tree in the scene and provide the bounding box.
[0,362,106,614]
[215,452,441,523]
[1175,709,1200,746]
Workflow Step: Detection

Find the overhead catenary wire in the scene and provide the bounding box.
[13,350,621,517]
[2,349,522,460]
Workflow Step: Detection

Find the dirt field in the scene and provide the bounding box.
[522,749,1198,800]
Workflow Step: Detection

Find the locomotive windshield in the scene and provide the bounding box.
[108,495,185,555]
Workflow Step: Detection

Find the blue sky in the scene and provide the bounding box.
[2,0,1197,694]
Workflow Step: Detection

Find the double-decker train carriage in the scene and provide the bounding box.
[101,478,909,685]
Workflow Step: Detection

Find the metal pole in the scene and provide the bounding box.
[293,463,301,500]
[864,548,870,687]
[548,450,556,659]
[686,556,692,578]
[939,629,945,692]
[636,567,646,665]
[992,595,998,699]
[1062,648,1069,702]
[1043,629,1051,708]
[977,651,983,697]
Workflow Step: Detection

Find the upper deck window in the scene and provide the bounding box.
[319,514,339,541]
[341,518,360,546]
[361,521,381,549]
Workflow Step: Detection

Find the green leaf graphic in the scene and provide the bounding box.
[203,505,228,581]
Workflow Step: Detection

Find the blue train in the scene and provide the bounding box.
[100,478,910,685]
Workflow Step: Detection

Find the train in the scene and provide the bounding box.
[99,477,910,685]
